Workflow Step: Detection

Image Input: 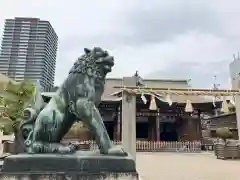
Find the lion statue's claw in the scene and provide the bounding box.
[107,145,128,156]
[58,145,76,154]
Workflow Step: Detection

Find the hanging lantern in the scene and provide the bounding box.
[185,100,193,112]
[141,93,147,104]
[166,94,172,106]
[221,98,229,113]
[231,96,235,105]
[149,94,157,110]
[212,96,216,107]
[227,100,235,112]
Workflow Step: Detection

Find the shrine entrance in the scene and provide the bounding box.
[104,121,114,140]
[115,83,240,143]
[136,122,149,139]
[160,122,178,141]
[136,116,149,140]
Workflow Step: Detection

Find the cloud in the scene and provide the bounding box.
[145,31,236,88]
[124,1,223,44]
[0,0,240,88]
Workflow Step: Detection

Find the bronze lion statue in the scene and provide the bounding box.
[20,47,127,156]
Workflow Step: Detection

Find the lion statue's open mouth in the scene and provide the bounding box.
[91,47,115,74]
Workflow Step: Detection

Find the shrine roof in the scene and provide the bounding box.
[41,77,225,104]
[103,78,218,103]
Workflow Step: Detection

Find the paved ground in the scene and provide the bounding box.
[136,152,240,180]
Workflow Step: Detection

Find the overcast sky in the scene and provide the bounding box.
[0,0,240,88]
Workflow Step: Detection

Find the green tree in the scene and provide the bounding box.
[0,80,36,153]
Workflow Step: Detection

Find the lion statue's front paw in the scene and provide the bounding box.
[107,145,128,156]
[58,144,77,154]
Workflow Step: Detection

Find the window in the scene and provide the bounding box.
[18,49,27,53]
[18,51,27,55]
[19,39,28,43]
[18,55,27,58]
[20,36,29,40]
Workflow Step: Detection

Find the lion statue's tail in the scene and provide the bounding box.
[19,108,38,152]
[24,130,33,147]
[21,109,58,153]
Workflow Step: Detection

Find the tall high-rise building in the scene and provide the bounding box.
[0,17,58,91]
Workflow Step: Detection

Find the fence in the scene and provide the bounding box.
[79,140,202,153]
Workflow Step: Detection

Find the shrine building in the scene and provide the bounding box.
[42,77,222,142]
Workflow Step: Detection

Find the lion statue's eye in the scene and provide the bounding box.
[104,51,109,57]
[95,51,105,58]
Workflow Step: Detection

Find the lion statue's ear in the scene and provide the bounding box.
[84,48,91,54]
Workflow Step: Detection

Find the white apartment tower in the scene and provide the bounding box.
[0,17,58,91]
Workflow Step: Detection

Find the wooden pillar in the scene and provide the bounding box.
[156,109,160,141]
[187,115,196,141]
[122,77,136,161]
[113,110,121,141]
[150,117,157,141]
[113,117,117,141]
[148,121,152,141]
[116,107,121,141]
[152,121,155,141]
[147,116,156,141]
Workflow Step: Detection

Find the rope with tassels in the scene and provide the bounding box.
[117,86,240,96]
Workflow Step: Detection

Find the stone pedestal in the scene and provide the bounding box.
[0,151,138,180]
[0,173,138,179]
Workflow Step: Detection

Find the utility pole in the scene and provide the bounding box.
[213,75,220,90]
[212,75,221,116]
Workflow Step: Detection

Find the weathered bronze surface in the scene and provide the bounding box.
[19,47,126,155]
